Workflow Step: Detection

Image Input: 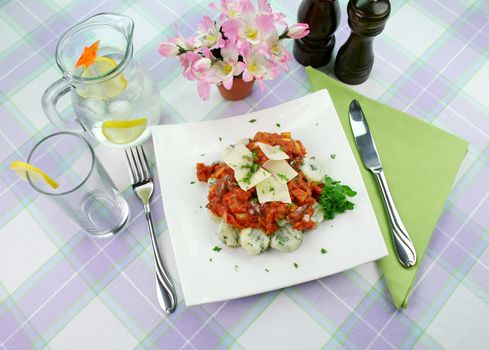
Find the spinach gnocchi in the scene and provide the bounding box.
[270,225,304,252]
[300,155,326,183]
[240,228,270,255]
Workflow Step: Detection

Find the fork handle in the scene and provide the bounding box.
[144,206,177,313]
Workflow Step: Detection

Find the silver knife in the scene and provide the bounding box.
[349,100,417,268]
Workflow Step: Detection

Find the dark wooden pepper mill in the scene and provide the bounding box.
[293,0,340,68]
[334,0,391,84]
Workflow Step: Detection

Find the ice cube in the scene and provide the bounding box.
[142,72,157,95]
[82,98,107,115]
[116,74,144,103]
[109,100,133,118]
[130,71,145,95]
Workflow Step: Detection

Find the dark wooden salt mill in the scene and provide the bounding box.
[293,0,340,68]
[334,0,391,84]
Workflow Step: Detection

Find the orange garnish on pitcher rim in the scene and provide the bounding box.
[75,40,100,68]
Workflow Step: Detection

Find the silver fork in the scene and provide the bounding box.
[124,145,177,314]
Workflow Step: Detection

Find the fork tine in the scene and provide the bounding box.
[135,146,148,180]
[124,149,136,184]
[139,145,152,178]
[130,147,142,183]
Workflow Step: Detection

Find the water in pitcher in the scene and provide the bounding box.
[72,49,161,147]
[43,13,161,146]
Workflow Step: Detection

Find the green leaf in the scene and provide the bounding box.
[319,176,356,220]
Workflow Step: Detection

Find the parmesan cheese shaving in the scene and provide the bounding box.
[263,159,298,183]
[256,176,291,204]
[223,143,271,190]
[256,142,289,160]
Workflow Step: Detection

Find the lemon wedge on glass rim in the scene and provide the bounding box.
[10,161,59,189]
[101,118,148,145]
[77,56,128,99]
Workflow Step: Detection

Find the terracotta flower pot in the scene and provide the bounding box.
[217,76,255,101]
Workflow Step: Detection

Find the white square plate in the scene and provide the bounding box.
[152,90,387,306]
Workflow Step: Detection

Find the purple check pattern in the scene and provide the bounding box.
[1,0,488,349]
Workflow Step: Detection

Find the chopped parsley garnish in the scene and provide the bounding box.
[249,118,257,123]
[276,123,281,127]
[277,173,289,182]
[321,248,327,254]
[269,186,275,192]
[241,152,260,184]
[190,181,195,184]
[213,246,222,252]
[242,152,258,162]
[319,176,357,220]
[265,268,270,272]
[293,262,298,269]
[241,175,252,185]
[330,154,336,159]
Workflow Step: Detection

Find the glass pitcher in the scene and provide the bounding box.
[42,13,161,147]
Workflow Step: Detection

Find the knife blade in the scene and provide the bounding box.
[349,100,417,268]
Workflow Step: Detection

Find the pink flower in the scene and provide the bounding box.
[158,36,193,57]
[211,42,244,90]
[238,12,275,45]
[265,33,290,71]
[197,81,211,100]
[286,23,310,39]
[179,51,201,80]
[195,16,225,49]
[191,57,214,81]
[210,0,243,20]
[221,19,241,42]
[239,43,280,85]
[257,0,286,25]
[158,41,179,57]
[257,0,272,13]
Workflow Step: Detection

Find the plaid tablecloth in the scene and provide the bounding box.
[1,0,488,349]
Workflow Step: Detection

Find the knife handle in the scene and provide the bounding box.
[373,170,417,268]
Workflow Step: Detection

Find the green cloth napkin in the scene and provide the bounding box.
[306,67,468,309]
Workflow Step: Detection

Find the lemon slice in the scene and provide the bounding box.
[101,118,148,145]
[10,161,59,189]
[77,56,128,99]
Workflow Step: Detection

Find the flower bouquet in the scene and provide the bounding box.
[158,0,309,100]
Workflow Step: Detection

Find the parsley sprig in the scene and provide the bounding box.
[319,176,357,220]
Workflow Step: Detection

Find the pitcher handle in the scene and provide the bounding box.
[42,78,84,132]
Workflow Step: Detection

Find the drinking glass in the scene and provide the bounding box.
[27,132,129,237]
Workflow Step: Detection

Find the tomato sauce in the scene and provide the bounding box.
[196,132,323,235]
